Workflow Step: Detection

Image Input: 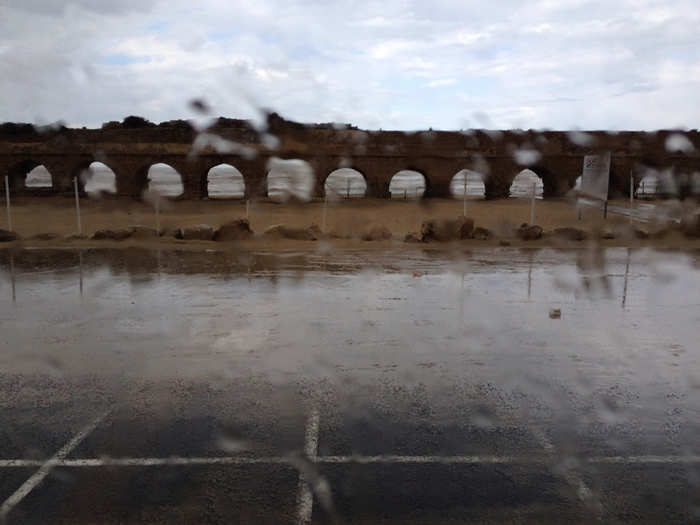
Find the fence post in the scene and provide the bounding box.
[321,193,328,232]
[4,175,11,232]
[630,174,634,206]
[155,193,160,235]
[73,177,82,234]
[530,181,536,224]
[463,176,467,216]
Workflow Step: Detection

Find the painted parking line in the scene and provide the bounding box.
[0,409,110,522]
[296,404,320,525]
[531,426,601,512]
[1,454,699,469]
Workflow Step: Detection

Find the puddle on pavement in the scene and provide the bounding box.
[1,247,699,390]
[3,247,700,522]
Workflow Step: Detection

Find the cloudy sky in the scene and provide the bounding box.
[1,0,699,130]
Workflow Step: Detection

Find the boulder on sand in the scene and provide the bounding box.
[30,232,59,241]
[92,229,132,240]
[681,210,700,238]
[361,225,392,241]
[129,225,158,239]
[176,224,214,240]
[599,227,616,240]
[213,219,253,241]
[263,224,322,241]
[0,229,19,242]
[552,227,588,241]
[633,226,649,239]
[421,217,474,241]
[404,232,423,243]
[472,227,494,240]
[516,223,543,241]
[459,218,475,239]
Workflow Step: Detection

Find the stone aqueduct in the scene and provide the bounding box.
[1,114,699,200]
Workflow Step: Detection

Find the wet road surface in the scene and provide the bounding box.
[1,247,700,523]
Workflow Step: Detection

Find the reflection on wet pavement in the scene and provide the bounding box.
[1,247,700,523]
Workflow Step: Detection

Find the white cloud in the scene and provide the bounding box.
[426,79,456,88]
[1,0,699,130]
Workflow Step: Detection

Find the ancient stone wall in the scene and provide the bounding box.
[1,115,698,200]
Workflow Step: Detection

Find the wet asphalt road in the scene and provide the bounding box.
[2,247,700,523]
[1,374,699,524]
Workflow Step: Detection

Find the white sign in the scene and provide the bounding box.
[580,152,611,202]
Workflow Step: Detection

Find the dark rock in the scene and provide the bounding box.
[64,233,88,240]
[650,227,671,239]
[263,224,320,240]
[499,240,511,246]
[420,221,437,240]
[459,218,475,239]
[600,228,615,240]
[680,211,700,238]
[91,229,131,240]
[129,225,158,239]
[327,230,352,239]
[307,224,323,240]
[214,219,253,241]
[177,224,214,240]
[633,227,650,239]
[420,217,473,241]
[516,223,543,241]
[30,232,59,240]
[552,227,587,241]
[161,227,180,238]
[361,225,392,241]
[0,229,19,242]
[404,232,423,243]
[472,227,493,240]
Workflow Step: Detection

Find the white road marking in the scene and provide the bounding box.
[588,455,700,464]
[0,460,44,467]
[1,454,700,469]
[319,455,527,464]
[304,406,320,458]
[297,404,320,525]
[0,409,110,522]
[531,427,601,511]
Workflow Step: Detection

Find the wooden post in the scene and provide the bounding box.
[155,193,160,235]
[463,176,467,217]
[629,173,634,206]
[530,181,536,224]
[603,200,608,219]
[79,250,83,297]
[10,251,16,302]
[321,193,328,232]
[4,175,11,232]
[622,248,630,308]
[246,199,250,220]
[73,177,82,234]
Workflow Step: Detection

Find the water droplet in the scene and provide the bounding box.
[513,148,542,166]
[189,98,211,114]
[665,133,695,153]
[567,130,595,147]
